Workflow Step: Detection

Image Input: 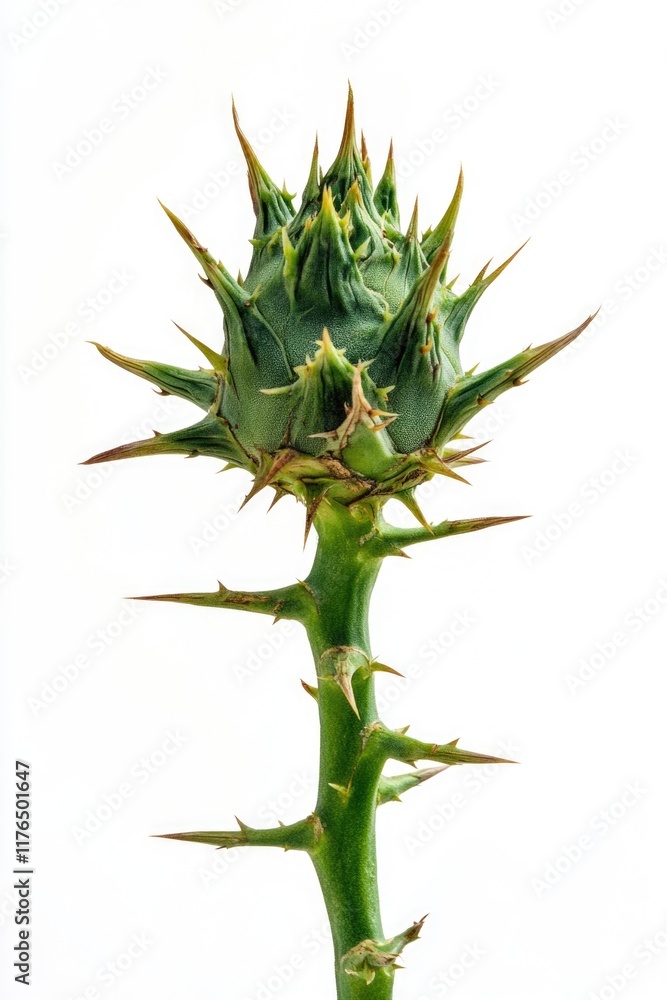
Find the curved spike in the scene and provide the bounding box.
[373,139,400,229]
[441,439,489,462]
[440,241,529,349]
[321,85,379,218]
[419,230,450,303]
[378,728,517,766]
[289,134,321,233]
[317,645,369,719]
[306,134,319,190]
[155,829,246,848]
[421,167,464,262]
[267,486,288,511]
[482,240,528,286]
[396,489,432,532]
[343,177,363,208]
[304,494,325,546]
[154,815,320,852]
[301,679,318,701]
[231,97,275,195]
[317,646,366,717]
[90,342,219,411]
[321,182,337,217]
[172,322,226,374]
[239,449,299,509]
[471,260,491,284]
[336,81,357,166]
[317,325,346,359]
[132,579,314,623]
[82,414,251,470]
[334,670,359,717]
[231,98,294,238]
[329,781,352,803]
[360,514,532,555]
[319,84,358,199]
[370,661,404,677]
[417,450,470,485]
[432,312,598,447]
[402,235,449,319]
[406,197,419,242]
[377,766,448,806]
[158,201,246,310]
[280,226,300,304]
[466,241,527,297]
[385,915,428,954]
[360,129,372,186]
[341,915,427,983]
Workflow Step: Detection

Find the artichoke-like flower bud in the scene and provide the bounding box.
[86,86,595,516]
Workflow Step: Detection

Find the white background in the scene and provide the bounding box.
[2,1,666,998]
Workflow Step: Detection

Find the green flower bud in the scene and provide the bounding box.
[86,86,595,511]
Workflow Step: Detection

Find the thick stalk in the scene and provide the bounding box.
[303,501,394,999]
[148,500,513,995]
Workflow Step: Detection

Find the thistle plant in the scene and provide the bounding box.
[86,87,594,998]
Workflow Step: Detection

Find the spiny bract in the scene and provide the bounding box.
[86,86,594,527]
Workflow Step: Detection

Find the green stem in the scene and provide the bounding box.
[303,501,395,999]
[151,498,515,996]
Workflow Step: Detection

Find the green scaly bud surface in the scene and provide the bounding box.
[87,84,594,514]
